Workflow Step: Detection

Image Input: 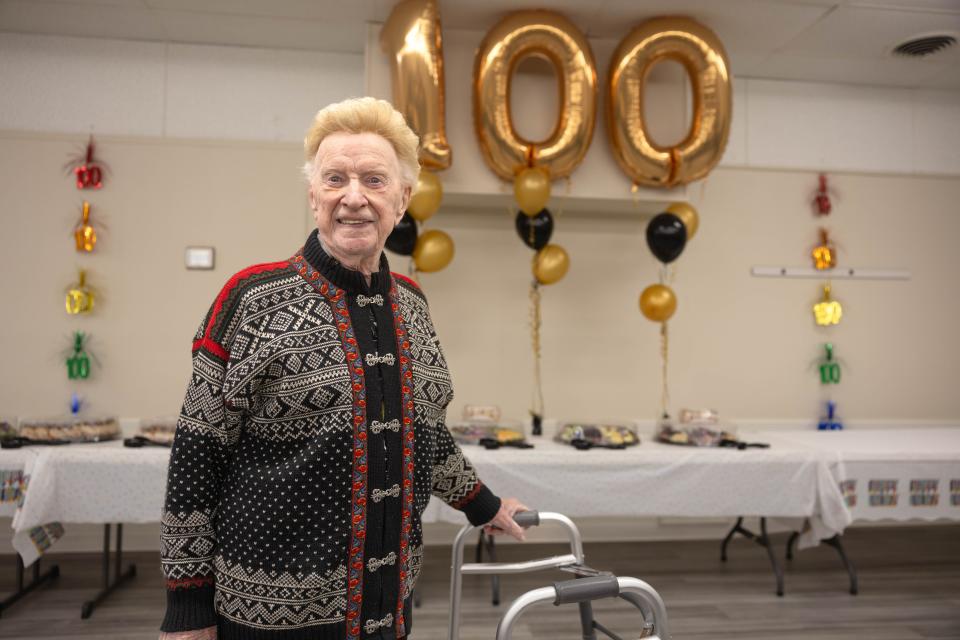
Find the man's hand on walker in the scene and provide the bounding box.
[483,497,530,541]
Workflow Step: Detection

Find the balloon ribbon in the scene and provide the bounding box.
[529,281,544,434]
[660,322,670,418]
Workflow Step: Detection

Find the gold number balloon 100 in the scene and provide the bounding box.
[382,7,732,187]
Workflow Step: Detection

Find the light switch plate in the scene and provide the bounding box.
[185,246,215,270]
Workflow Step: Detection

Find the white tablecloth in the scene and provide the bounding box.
[422,437,852,548]
[757,429,960,522]
[1,442,169,564]
[6,428,957,565]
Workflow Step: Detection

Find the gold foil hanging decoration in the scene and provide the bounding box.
[65,269,95,315]
[813,284,842,326]
[74,201,97,252]
[811,228,836,270]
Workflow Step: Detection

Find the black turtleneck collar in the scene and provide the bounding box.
[302,230,392,295]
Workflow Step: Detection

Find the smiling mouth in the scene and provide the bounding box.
[337,219,373,226]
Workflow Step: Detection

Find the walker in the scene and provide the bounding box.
[448,511,669,640]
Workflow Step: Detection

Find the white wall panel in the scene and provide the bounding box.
[747,79,915,174]
[912,89,960,176]
[0,33,166,136]
[164,43,363,142]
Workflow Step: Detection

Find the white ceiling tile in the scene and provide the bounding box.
[580,0,832,54]
[777,5,960,58]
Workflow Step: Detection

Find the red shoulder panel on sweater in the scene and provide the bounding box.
[196,261,290,354]
[391,272,420,291]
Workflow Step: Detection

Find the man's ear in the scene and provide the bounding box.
[397,185,412,221]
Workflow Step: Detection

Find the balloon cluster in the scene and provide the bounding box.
[640,202,699,421]
[386,171,454,273]
[638,202,698,323]
[381,0,454,275]
[513,168,570,286]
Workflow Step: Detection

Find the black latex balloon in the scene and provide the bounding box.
[515,209,554,251]
[646,212,687,263]
[385,215,418,256]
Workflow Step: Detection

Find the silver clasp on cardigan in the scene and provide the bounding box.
[364,613,394,634]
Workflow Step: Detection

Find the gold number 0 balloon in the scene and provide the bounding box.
[474,11,598,181]
[380,0,451,170]
[607,17,732,187]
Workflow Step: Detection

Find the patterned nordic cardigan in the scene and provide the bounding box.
[160,231,501,640]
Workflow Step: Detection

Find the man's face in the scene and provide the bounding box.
[308,132,411,269]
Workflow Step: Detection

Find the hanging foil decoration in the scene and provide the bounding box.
[811,227,836,270]
[813,284,842,326]
[64,135,107,190]
[813,173,832,216]
[66,332,92,380]
[70,393,83,415]
[818,343,841,384]
[817,401,843,431]
[74,201,97,252]
[65,269,95,315]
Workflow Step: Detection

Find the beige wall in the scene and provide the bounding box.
[2,130,959,427]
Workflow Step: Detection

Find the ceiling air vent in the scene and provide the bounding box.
[892,34,956,58]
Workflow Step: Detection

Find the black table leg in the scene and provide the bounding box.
[786,531,800,560]
[81,523,137,618]
[785,530,858,595]
[0,555,59,616]
[720,516,784,596]
[823,535,858,595]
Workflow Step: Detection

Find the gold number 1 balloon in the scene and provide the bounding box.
[474,10,598,181]
[380,0,451,171]
[608,17,732,187]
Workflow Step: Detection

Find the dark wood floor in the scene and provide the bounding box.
[0,525,958,639]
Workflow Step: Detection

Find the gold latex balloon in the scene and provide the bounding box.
[408,170,443,222]
[813,284,842,326]
[413,229,454,272]
[65,270,95,315]
[666,201,699,240]
[639,284,677,323]
[380,0,451,170]
[74,201,96,252]
[533,244,569,285]
[514,167,551,216]
[608,17,732,187]
[474,10,598,181]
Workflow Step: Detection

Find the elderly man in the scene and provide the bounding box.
[159,97,527,640]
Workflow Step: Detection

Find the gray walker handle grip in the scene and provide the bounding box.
[552,575,620,605]
[512,510,540,528]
